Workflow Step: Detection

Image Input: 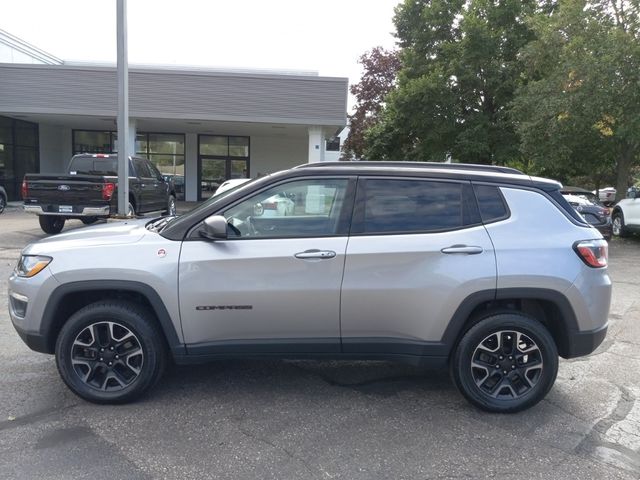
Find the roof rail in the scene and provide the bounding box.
[295,161,524,175]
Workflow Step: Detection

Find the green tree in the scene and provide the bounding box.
[365,0,545,164]
[512,0,640,197]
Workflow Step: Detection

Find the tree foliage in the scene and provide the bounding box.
[342,47,401,160]
[364,0,546,164]
[512,0,640,197]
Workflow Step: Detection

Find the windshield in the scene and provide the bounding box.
[69,157,118,176]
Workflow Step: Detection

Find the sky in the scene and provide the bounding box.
[1,0,400,110]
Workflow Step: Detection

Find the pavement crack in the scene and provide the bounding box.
[575,384,640,474]
[237,426,323,479]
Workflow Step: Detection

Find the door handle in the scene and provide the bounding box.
[441,245,484,255]
[294,249,336,259]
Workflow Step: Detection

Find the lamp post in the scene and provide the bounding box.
[116,0,130,216]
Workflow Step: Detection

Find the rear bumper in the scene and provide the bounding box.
[564,323,608,358]
[24,205,111,216]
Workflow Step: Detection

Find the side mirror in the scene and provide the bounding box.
[200,215,228,240]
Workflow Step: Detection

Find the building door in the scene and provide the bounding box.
[198,135,250,200]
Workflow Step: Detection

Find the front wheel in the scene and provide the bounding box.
[612,212,628,237]
[39,215,65,234]
[451,313,558,413]
[55,301,167,404]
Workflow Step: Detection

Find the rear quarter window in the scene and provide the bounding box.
[473,184,509,223]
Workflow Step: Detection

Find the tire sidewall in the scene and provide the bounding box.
[55,302,164,404]
[452,314,558,413]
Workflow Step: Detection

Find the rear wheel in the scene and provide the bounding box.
[55,300,167,404]
[0,193,6,214]
[612,212,628,237]
[39,215,65,234]
[451,313,558,413]
[80,216,98,225]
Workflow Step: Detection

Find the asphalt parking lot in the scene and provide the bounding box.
[1,205,639,480]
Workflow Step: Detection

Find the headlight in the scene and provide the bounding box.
[15,255,52,278]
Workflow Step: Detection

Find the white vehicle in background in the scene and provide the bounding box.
[256,192,295,217]
[593,187,616,205]
[611,186,640,237]
[214,178,251,196]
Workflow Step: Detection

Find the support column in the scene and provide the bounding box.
[185,133,198,201]
[308,126,325,163]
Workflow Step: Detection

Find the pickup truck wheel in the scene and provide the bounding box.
[612,212,628,237]
[165,195,176,216]
[451,313,558,413]
[0,193,6,214]
[55,300,167,404]
[80,216,98,225]
[39,215,65,234]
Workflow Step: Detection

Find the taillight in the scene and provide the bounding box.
[21,178,28,199]
[574,239,608,268]
[102,182,116,201]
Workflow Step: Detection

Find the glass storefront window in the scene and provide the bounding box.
[199,136,228,156]
[73,131,113,154]
[0,116,39,200]
[229,136,249,157]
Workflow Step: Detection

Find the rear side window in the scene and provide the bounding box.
[474,185,509,223]
[354,179,479,234]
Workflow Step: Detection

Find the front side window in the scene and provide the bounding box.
[222,179,349,238]
[356,178,478,234]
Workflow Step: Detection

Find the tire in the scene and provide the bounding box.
[39,215,66,234]
[165,195,176,216]
[80,216,98,225]
[451,313,558,413]
[0,193,6,214]
[128,202,136,217]
[55,300,167,404]
[612,212,628,237]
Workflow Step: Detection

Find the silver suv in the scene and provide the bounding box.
[8,162,611,412]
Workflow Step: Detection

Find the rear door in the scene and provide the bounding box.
[340,177,496,355]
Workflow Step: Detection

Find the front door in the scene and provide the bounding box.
[340,177,497,354]
[179,177,354,354]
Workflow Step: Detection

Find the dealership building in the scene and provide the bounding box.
[0,29,348,201]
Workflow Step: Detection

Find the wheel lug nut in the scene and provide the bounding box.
[110,346,114,351]
[511,365,516,369]
[495,364,500,368]
[503,370,507,374]
[509,356,513,360]
[115,355,119,359]
[100,348,104,352]
[99,357,104,362]
[108,362,113,366]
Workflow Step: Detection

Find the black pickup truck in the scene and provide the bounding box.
[23,154,177,234]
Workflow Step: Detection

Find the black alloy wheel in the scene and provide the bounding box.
[452,313,558,413]
[55,301,166,404]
